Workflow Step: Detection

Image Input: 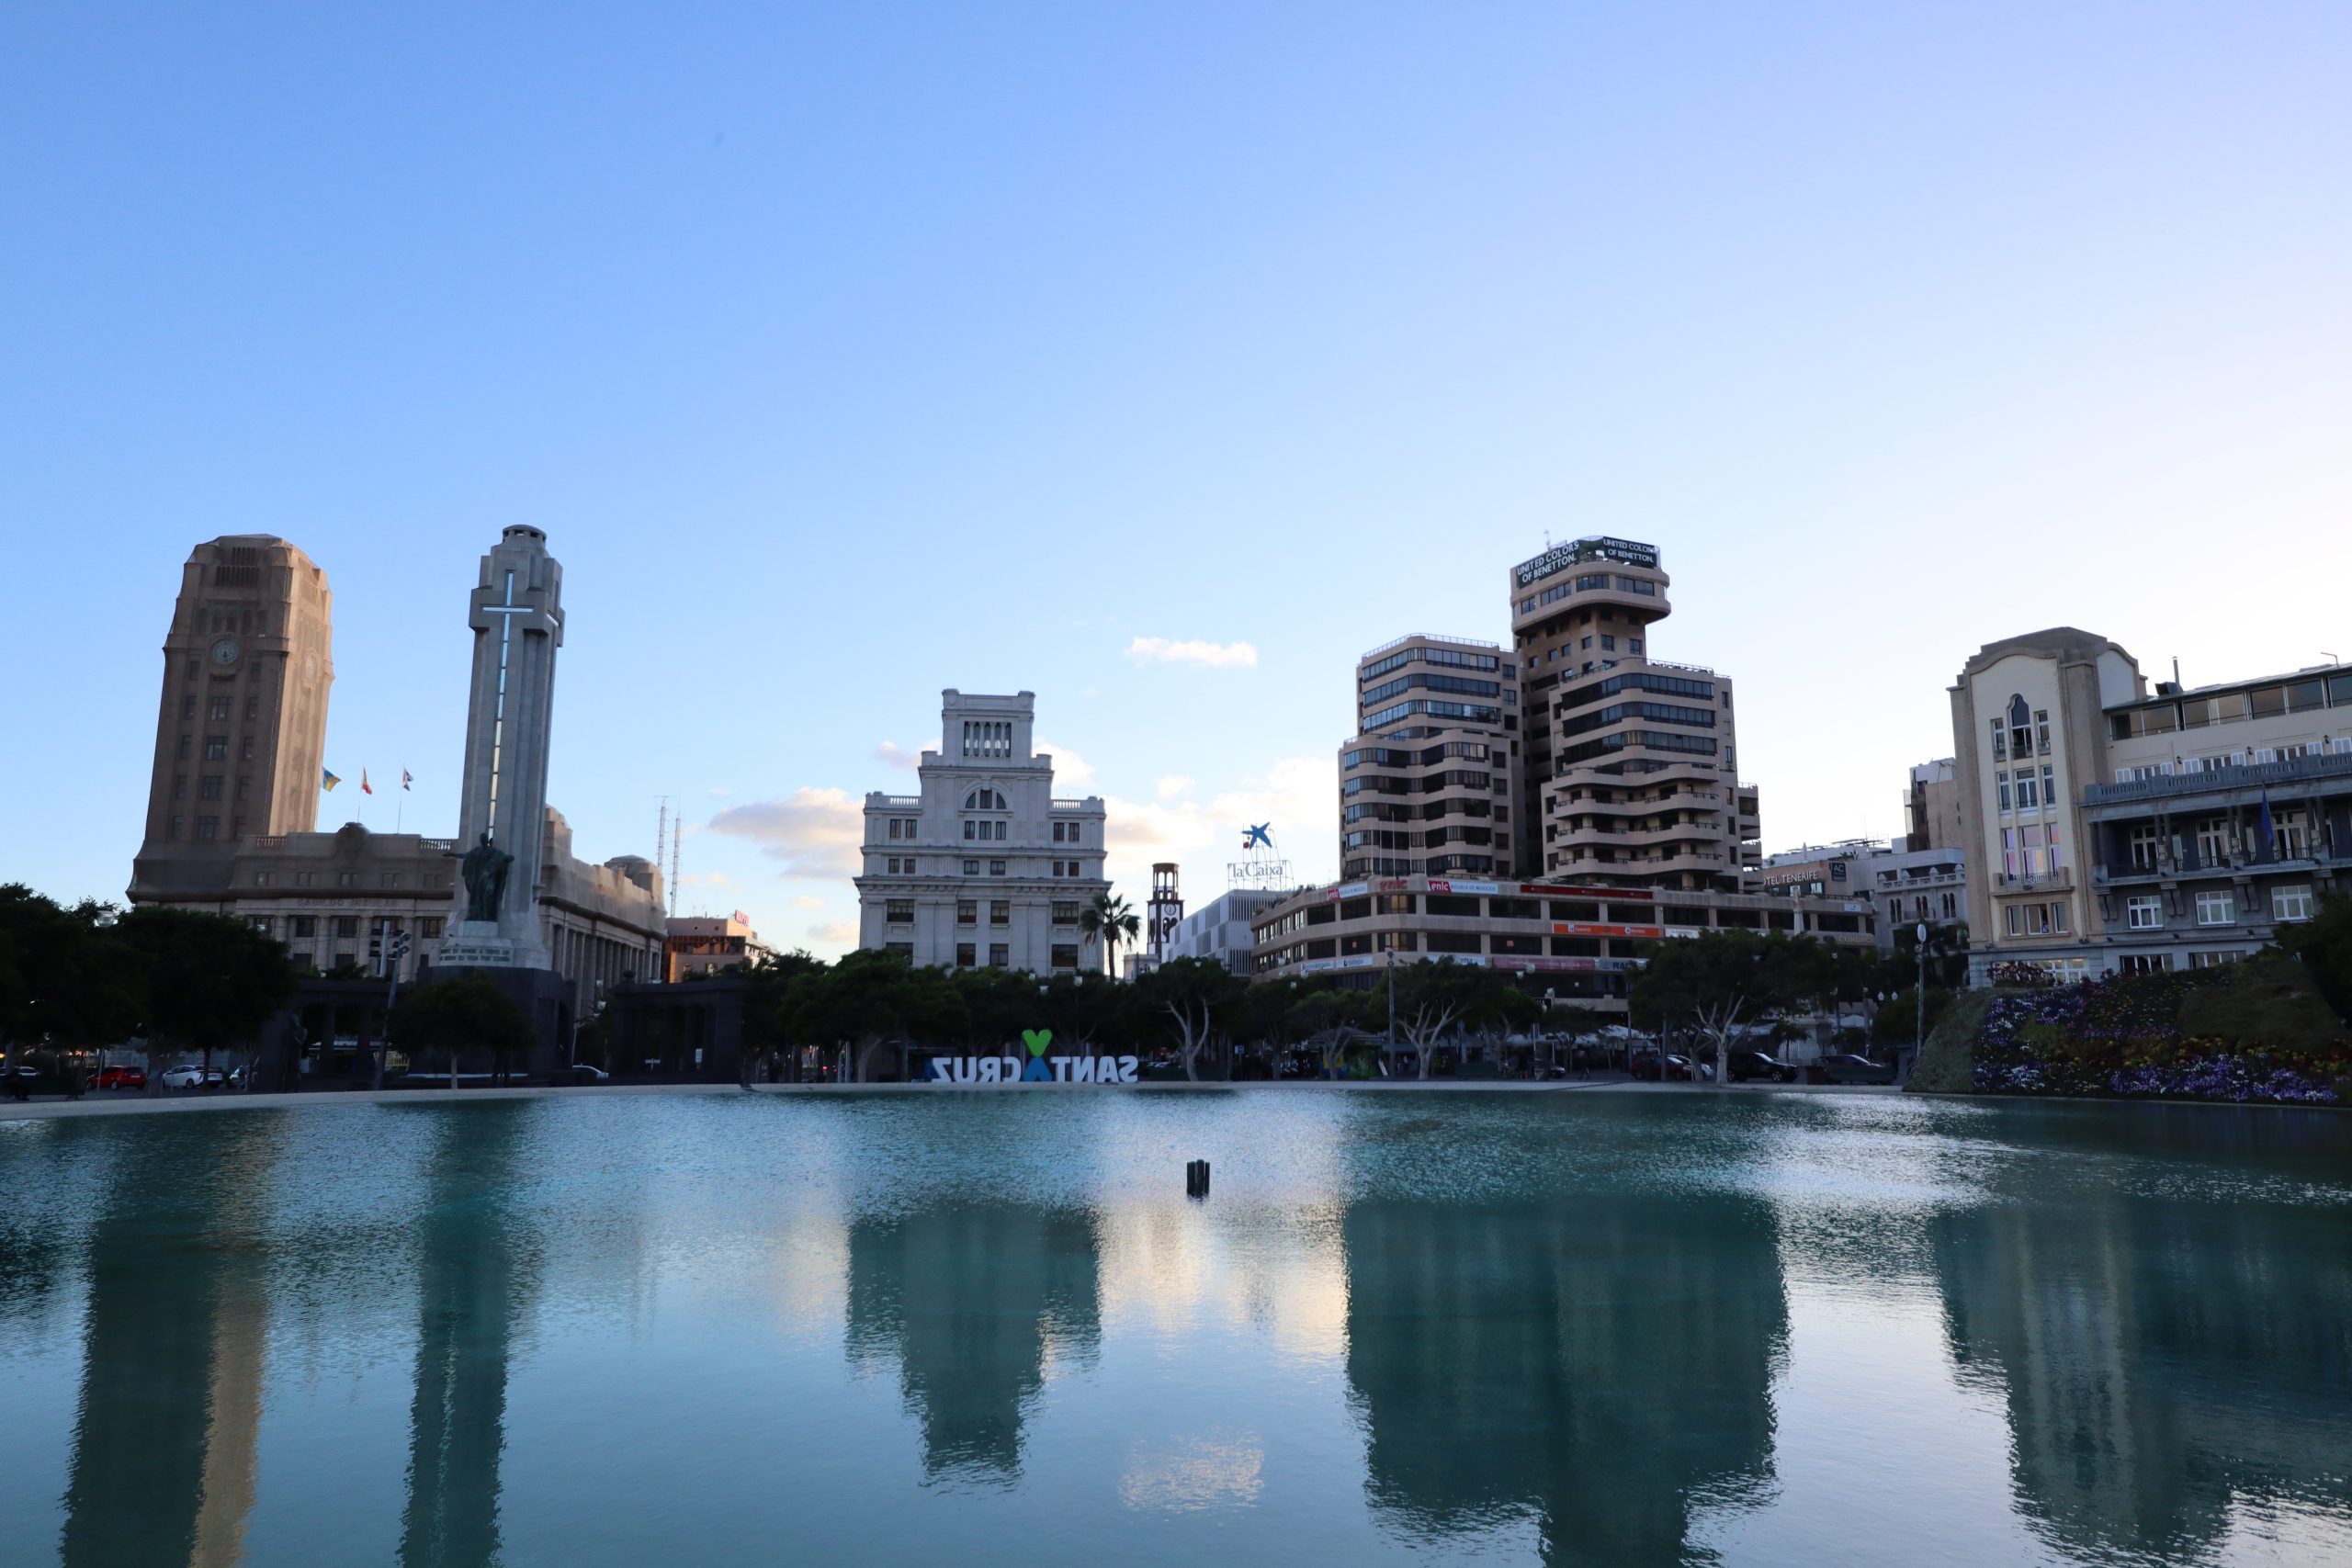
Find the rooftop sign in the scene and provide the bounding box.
[1513,536,1660,587]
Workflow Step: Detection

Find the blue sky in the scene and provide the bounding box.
[6,2,2348,955]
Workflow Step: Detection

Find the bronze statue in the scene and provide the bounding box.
[451,832,514,924]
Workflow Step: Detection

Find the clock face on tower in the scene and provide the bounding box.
[209,637,239,666]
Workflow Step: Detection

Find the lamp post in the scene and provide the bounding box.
[1913,921,1928,1082]
[1385,947,1397,1078]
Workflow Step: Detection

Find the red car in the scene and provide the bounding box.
[88,1066,147,1090]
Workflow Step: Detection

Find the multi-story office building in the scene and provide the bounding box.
[1249,874,1876,1019]
[1755,838,1967,957]
[1509,537,1759,890]
[1951,629,2352,978]
[854,690,1110,975]
[1905,758,1963,852]
[1338,634,1521,880]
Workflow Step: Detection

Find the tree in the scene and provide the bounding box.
[1133,957,1247,1081]
[1629,930,1815,1084]
[1038,969,1130,1059]
[1078,891,1142,980]
[0,886,146,1079]
[2275,893,2352,1024]
[949,964,1046,1054]
[776,949,967,1082]
[1391,960,1520,1079]
[388,973,536,1086]
[115,906,298,1084]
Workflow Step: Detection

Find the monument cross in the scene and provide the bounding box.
[451,526,564,969]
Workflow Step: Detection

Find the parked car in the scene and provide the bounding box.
[158,1064,208,1089]
[88,1065,148,1090]
[1819,1053,1897,1085]
[1632,1053,1704,1082]
[4,1063,41,1099]
[1725,1051,1797,1084]
[569,1063,610,1083]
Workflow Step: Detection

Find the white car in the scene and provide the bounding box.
[158,1065,207,1089]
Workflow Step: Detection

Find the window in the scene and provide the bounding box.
[1053,821,1083,843]
[2001,827,2018,876]
[956,900,977,925]
[1051,943,1080,968]
[888,819,902,840]
[209,694,232,721]
[2126,896,2163,931]
[2040,764,2055,807]
[989,943,1010,967]
[252,870,275,886]
[885,857,900,874]
[198,774,223,801]
[334,916,360,939]
[292,916,315,937]
[2052,902,2069,933]
[1990,717,2007,762]
[2128,824,2161,870]
[2196,818,2229,866]
[2008,696,2032,760]
[1051,901,1080,924]
[885,899,915,924]
[2272,885,2315,922]
[2035,710,2051,754]
[885,942,914,959]
[2188,951,2240,969]
[204,735,228,761]
[964,820,976,840]
[2195,891,2235,926]
[963,860,980,876]
[956,942,977,966]
[989,901,1009,927]
[196,815,220,840]
[1996,771,2011,811]
[177,734,192,761]
[2273,811,2311,860]
[2015,773,2036,811]
[294,872,316,887]
[963,788,1009,810]
[380,874,401,888]
[989,860,1006,876]
[420,919,444,938]
[234,776,249,801]
[337,871,359,887]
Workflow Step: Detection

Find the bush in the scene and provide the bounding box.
[1972,966,2350,1105]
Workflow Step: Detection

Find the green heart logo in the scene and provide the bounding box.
[1023,1029,1053,1057]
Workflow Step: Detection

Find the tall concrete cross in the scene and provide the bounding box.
[455,526,564,965]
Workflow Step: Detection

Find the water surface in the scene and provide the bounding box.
[2,1090,2346,1567]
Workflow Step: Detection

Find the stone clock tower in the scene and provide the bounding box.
[135,536,334,855]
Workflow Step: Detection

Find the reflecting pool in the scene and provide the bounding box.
[3,1090,2348,1567]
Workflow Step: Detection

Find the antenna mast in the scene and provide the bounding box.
[655,796,672,917]
[668,810,682,918]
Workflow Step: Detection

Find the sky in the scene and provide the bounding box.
[6,2,2347,958]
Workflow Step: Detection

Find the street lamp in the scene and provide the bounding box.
[1913,921,1928,1082]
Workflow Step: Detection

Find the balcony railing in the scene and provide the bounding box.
[2083,749,2352,806]
[1360,632,1501,660]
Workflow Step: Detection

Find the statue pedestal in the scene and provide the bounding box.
[435,920,520,968]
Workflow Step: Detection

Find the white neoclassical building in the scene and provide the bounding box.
[854,691,1110,974]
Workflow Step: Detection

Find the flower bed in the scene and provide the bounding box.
[1973,969,2350,1105]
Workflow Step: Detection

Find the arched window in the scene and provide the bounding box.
[963,789,1007,811]
[2007,696,2033,760]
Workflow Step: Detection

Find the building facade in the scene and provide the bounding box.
[1250,874,1876,1021]
[664,913,775,981]
[128,533,666,1025]
[1754,839,1967,956]
[1905,758,1963,852]
[1338,634,1522,880]
[1951,629,2352,977]
[854,691,1110,975]
[135,535,334,852]
[1161,886,1290,976]
[1509,537,1759,890]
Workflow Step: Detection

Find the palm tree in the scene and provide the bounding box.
[1079,890,1142,979]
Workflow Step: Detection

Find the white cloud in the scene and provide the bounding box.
[707,788,865,878]
[808,919,857,949]
[876,741,922,772]
[790,894,825,909]
[679,871,735,888]
[1035,739,1095,788]
[1097,756,1336,897]
[1125,637,1259,670]
[1156,774,1193,800]
[707,786,736,797]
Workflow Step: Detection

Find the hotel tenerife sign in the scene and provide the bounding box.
[1513,535,1660,587]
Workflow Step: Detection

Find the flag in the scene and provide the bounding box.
[361,769,373,795]
[401,769,413,791]
[2258,785,2276,863]
[322,767,340,792]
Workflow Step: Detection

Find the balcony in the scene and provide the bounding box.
[1993,867,2075,893]
[2082,749,2352,808]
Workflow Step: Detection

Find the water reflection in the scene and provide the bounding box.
[60,1117,278,1568]
[1935,1116,2352,1562]
[844,1203,1102,1483]
[1343,1191,1788,1565]
[399,1105,537,1568]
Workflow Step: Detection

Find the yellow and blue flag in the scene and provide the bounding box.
[322,766,341,792]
